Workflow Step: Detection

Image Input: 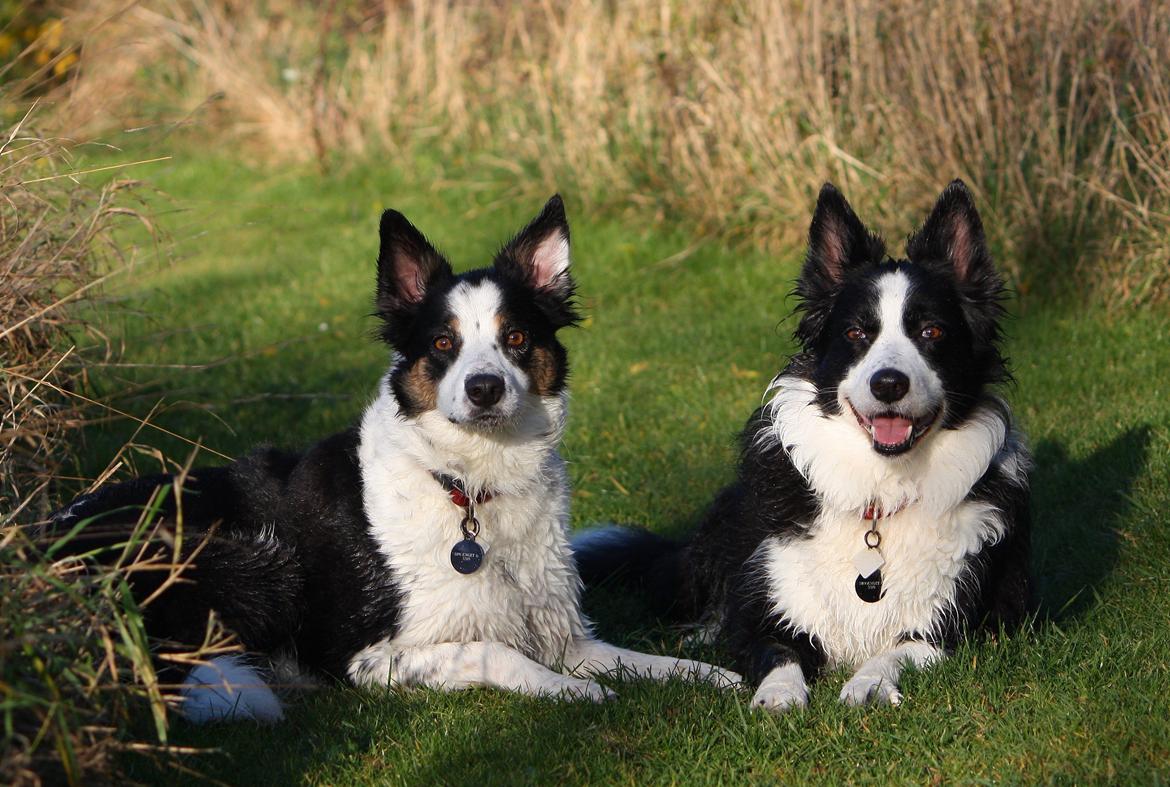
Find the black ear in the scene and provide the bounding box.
[802,183,886,291]
[376,210,452,306]
[907,180,1007,378]
[375,210,453,342]
[906,180,994,286]
[794,183,885,348]
[494,195,579,327]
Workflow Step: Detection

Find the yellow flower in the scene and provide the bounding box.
[39,19,64,50]
[53,51,78,77]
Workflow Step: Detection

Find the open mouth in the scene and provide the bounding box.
[846,400,938,456]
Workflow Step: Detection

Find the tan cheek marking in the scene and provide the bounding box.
[528,346,560,395]
[401,356,439,411]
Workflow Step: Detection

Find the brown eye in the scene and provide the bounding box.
[921,325,944,341]
[846,327,867,342]
[433,335,453,352]
[506,330,526,347]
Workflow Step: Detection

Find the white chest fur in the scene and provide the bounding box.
[357,383,586,667]
[753,377,1027,667]
[759,500,1005,668]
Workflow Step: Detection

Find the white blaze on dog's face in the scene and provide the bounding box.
[834,270,946,455]
[433,280,528,427]
[793,182,1008,457]
[373,196,578,432]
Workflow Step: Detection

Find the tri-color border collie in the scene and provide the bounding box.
[54,196,737,723]
[576,181,1032,710]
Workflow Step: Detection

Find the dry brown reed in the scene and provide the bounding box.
[54,0,1170,304]
[2,454,239,785]
[0,105,146,517]
[2,3,1161,779]
[0,106,222,785]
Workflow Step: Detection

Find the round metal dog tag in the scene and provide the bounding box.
[450,539,484,574]
[855,569,885,603]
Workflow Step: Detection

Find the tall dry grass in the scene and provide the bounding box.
[57,0,1170,303]
[1,108,140,517]
[0,106,225,785]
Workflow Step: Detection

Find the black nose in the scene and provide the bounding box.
[465,373,505,408]
[869,368,910,403]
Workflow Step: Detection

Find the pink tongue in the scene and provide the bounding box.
[872,416,914,446]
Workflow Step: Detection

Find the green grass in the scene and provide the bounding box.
[71,148,1170,784]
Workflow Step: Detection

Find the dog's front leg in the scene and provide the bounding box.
[348,641,614,701]
[839,639,943,707]
[723,572,822,712]
[563,637,741,687]
[747,639,814,713]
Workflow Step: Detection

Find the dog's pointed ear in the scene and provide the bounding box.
[794,184,885,347]
[802,183,885,287]
[376,209,453,311]
[907,180,1006,371]
[495,195,579,327]
[907,180,993,285]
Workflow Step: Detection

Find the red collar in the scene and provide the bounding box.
[861,500,908,520]
[431,472,495,509]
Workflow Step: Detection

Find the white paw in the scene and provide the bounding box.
[670,659,743,688]
[705,666,743,689]
[839,674,902,707]
[553,678,616,703]
[181,656,283,724]
[750,678,808,713]
[751,663,807,714]
[697,664,744,687]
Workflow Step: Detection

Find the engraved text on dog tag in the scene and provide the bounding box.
[450,539,484,574]
[855,569,884,603]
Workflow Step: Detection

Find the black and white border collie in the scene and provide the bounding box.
[54,196,737,723]
[576,181,1032,710]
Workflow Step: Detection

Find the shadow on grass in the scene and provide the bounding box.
[405,701,647,785]
[122,686,399,784]
[125,681,699,785]
[1030,427,1152,621]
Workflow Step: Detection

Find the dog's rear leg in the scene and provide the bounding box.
[839,640,944,706]
[347,641,615,701]
[180,655,284,724]
[564,638,742,687]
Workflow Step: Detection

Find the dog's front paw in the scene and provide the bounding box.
[553,678,616,703]
[839,674,902,707]
[703,665,743,689]
[674,660,742,688]
[750,682,808,713]
[750,666,808,714]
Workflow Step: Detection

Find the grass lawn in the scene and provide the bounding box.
[72,147,1170,784]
